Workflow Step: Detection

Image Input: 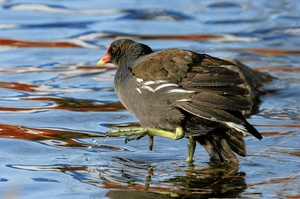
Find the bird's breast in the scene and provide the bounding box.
[114,73,186,131]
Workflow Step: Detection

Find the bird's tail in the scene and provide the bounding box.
[196,128,247,164]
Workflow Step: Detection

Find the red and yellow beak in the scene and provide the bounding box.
[97,52,110,66]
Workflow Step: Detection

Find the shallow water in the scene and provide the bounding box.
[0,0,299,198]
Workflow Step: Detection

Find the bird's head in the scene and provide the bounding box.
[97,39,153,68]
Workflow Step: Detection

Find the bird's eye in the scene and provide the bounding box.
[111,47,117,53]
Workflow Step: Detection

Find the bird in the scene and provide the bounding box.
[97,39,272,164]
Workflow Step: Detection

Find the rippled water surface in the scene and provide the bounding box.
[0,0,299,198]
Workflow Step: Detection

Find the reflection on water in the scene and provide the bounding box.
[9,157,246,198]
[104,164,247,198]
[0,0,300,198]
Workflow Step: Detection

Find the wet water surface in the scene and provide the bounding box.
[0,0,299,198]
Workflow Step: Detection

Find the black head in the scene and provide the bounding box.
[97,39,153,68]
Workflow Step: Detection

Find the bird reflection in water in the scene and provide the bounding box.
[99,158,246,198]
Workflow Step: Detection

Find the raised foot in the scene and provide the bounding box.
[105,126,185,141]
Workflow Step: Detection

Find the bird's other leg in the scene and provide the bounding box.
[186,136,196,163]
[148,136,154,151]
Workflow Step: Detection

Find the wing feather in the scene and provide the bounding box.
[177,102,244,125]
[190,92,251,111]
[131,50,261,129]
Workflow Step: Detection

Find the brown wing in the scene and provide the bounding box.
[176,54,254,124]
[132,49,257,126]
[132,48,193,83]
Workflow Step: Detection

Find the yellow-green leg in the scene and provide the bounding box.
[105,126,198,162]
[186,136,196,163]
[106,126,185,140]
[148,136,154,151]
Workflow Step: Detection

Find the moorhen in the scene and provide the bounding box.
[97,39,271,164]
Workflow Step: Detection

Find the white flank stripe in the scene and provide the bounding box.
[225,122,248,134]
[136,88,142,94]
[176,99,191,102]
[143,80,168,86]
[140,81,178,93]
[141,85,155,92]
[155,83,178,91]
[167,89,195,94]
[136,78,144,83]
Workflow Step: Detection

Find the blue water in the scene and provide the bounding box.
[0,0,299,198]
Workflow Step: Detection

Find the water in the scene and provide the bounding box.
[0,0,299,198]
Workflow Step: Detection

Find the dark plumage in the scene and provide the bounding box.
[97,39,272,163]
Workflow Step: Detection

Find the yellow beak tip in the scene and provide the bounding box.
[97,59,106,66]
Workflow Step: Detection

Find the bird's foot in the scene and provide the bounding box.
[106,126,185,140]
[105,126,185,149]
[105,126,197,162]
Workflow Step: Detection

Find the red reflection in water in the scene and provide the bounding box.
[2,36,300,57]
[0,38,78,48]
[0,123,102,146]
[0,81,37,92]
